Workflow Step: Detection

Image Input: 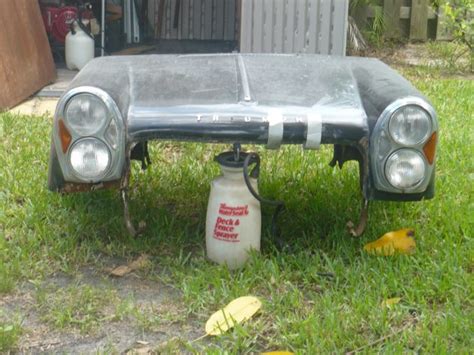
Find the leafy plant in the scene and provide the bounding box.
[426,40,472,73]
[349,0,386,47]
[441,0,474,70]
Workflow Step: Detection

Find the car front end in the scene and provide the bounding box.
[48,54,438,235]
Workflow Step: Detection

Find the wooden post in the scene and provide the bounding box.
[383,0,402,39]
[410,0,428,41]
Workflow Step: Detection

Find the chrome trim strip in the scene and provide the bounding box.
[237,55,252,102]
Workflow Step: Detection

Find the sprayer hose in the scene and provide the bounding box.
[242,153,285,243]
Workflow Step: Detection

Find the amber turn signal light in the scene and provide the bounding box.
[423,131,437,165]
[58,119,72,154]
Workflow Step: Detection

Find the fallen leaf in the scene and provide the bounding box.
[109,254,150,277]
[364,229,416,256]
[205,296,262,335]
[125,339,153,355]
[110,265,132,277]
[135,340,150,345]
[381,297,402,308]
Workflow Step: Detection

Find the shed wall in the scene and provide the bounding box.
[240,0,348,55]
[152,0,238,40]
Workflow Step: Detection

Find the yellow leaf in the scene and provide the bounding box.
[381,297,402,308]
[205,296,262,335]
[364,229,416,256]
[262,352,294,355]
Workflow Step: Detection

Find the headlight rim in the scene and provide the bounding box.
[53,86,126,183]
[64,93,110,136]
[384,148,427,190]
[370,96,438,194]
[387,104,433,146]
[68,137,112,181]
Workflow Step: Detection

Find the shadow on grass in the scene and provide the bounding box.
[56,149,376,259]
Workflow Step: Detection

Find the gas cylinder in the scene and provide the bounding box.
[65,20,94,70]
[206,151,261,269]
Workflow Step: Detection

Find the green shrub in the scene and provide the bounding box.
[427,41,472,72]
[442,0,474,70]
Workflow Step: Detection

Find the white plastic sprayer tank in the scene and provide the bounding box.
[206,152,261,269]
[65,21,94,70]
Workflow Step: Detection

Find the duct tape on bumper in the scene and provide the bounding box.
[266,110,284,149]
[304,112,322,149]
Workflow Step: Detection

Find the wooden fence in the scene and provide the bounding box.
[350,0,451,42]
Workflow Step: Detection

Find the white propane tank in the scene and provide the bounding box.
[65,20,94,70]
[206,151,261,269]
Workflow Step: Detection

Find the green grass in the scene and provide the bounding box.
[424,41,472,74]
[35,283,119,334]
[0,70,473,353]
[0,318,22,352]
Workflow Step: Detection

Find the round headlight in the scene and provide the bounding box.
[385,149,426,189]
[65,94,108,135]
[389,105,431,145]
[69,138,111,180]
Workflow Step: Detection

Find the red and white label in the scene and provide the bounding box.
[213,203,248,242]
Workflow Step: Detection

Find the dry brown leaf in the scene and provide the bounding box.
[135,340,150,345]
[110,265,132,277]
[205,296,262,335]
[109,254,150,277]
[364,229,416,256]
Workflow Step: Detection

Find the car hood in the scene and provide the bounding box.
[66,53,425,143]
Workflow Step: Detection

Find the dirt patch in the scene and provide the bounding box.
[0,260,202,353]
[361,43,474,80]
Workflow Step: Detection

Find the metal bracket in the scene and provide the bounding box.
[346,199,369,237]
[346,137,370,237]
[120,147,146,237]
[233,142,241,161]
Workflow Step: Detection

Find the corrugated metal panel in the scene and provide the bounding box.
[153,0,237,40]
[240,0,349,55]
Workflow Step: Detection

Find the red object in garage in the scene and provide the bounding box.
[41,4,94,44]
[41,6,78,44]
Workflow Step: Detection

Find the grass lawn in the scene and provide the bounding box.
[0,67,473,353]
